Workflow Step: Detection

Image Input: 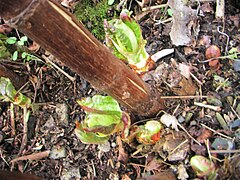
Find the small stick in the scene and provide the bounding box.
[217,26,229,55]
[160,95,207,99]
[0,149,9,166]
[194,102,221,111]
[42,55,75,82]
[177,123,201,145]
[205,139,212,161]
[11,150,50,163]
[164,139,189,161]
[201,123,232,140]
[190,72,203,86]
[18,108,30,156]
[142,4,168,11]
[210,149,240,154]
[10,103,16,137]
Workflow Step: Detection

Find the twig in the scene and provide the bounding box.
[210,149,240,154]
[91,160,96,177]
[177,123,201,145]
[160,95,207,99]
[142,4,168,11]
[217,26,229,55]
[151,48,174,62]
[190,72,203,86]
[164,139,189,161]
[18,108,30,156]
[10,103,16,137]
[201,123,232,140]
[205,139,212,161]
[194,102,221,111]
[129,162,147,168]
[11,150,50,163]
[0,149,9,166]
[42,55,75,82]
[198,53,240,63]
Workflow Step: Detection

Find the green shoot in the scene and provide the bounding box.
[136,120,163,145]
[75,95,130,144]
[190,155,217,179]
[0,77,31,108]
[104,9,154,74]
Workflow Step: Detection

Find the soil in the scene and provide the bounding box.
[0,0,240,180]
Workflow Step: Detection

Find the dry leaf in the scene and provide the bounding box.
[160,113,179,131]
[177,164,189,180]
[140,171,176,180]
[178,63,191,79]
[145,158,163,171]
[171,77,196,96]
[197,128,212,143]
[168,0,198,46]
[116,136,129,163]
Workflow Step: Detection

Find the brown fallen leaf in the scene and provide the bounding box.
[171,77,196,96]
[145,157,163,171]
[139,171,176,180]
[116,136,129,163]
[197,128,213,143]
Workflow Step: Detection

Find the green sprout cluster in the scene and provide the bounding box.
[104,9,154,74]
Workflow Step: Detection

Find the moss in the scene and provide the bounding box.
[74,0,113,41]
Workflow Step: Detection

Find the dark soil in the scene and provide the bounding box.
[0,0,240,179]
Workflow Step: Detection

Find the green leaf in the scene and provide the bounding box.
[78,95,122,128]
[108,0,115,5]
[75,95,131,144]
[12,51,18,61]
[105,9,150,71]
[0,77,31,108]
[75,122,109,144]
[190,155,216,178]
[21,52,27,58]
[167,8,173,17]
[17,40,24,46]
[6,37,17,44]
[20,36,28,42]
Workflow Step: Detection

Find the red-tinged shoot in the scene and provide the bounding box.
[136,120,163,145]
[104,9,154,74]
[0,77,31,108]
[190,155,217,179]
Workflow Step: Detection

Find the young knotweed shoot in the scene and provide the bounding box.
[75,95,131,144]
[104,9,155,74]
[0,77,31,108]
[136,120,163,145]
[190,155,217,179]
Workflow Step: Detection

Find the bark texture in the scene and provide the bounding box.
[0,0,165,116]
[0,63,25,89]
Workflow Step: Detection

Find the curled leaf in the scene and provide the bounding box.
[104,9,153,74]
[190,155,216,178]
[75,95,130,144]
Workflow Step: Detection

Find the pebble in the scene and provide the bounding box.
[233,60,240,72]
